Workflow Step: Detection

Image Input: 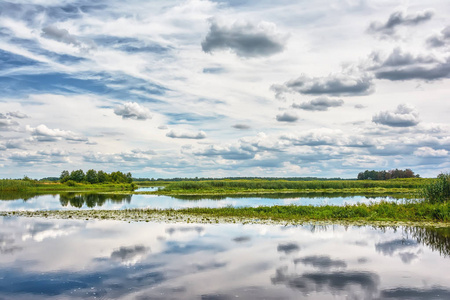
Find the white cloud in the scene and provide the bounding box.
[276,111,298,122]
[26,124,87,142]
[414,147,448,157]
[114,102,152,120]
[372,104,420,127]
[166,129,206,139]
[0,0,449,178]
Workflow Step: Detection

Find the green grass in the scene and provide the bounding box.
[421,173,450,204]
[3,201,448,225]
[164,201,449,223]
[0,179,136,193]
[157,178,427,196]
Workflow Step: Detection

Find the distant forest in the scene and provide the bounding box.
[60,170,132,184]
[357,169,419,180]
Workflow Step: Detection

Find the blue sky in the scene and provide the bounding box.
[0,0,449,179]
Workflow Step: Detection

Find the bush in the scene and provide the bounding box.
[65,180,77,187]
[422,173,450,204]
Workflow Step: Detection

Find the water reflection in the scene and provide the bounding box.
[170,192,413,200]
[59,193,132,208]
[0,217,448,299]
[0,191,412,211]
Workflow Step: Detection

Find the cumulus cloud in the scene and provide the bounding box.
[3,139,24,149]
[372,104,420,127]
[166,129,206,139]
[426,25,450,48]
[9,149,69,164]
[281,129,374,148]
[83,149,155,164]
[292,97,344,111]
[272,74,373,98]
[414,147,448,157]
[41,25,81,46]
[354,104,366,109]
[6,111,28,119]
[26,124,87,142]
[114,102,152,120]
[201,19,287,57]
[232,124,251,130]
[276,111,298,122]
[367,10,434,37]
[368,48,450,81]
[194,144,255,160]
[0,119,19,131]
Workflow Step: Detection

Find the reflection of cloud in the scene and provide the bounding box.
[277,242,300,254]
[294,255,347,270]
[398,252,418,264]
[165,226,204,235]
[381,286,450,299]
[0,234,22,254]
[110,245,150,265]
[193,261,227,271]
[232,236,251,243]
[201,293,233,300]
[163,241,223,255]
[375,239,418,256]
[21,222,78,242]
[271,267,380,297]
[0,262,165,298]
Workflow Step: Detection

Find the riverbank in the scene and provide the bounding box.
[2,201,448,226]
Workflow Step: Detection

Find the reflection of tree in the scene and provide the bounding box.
[59,193,132,208]
[404,226,450,257]
[0,191,40,201]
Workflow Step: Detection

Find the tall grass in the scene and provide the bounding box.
[169,201,450,222]
[0,179,135,193]
[162,178,428,192]
[421,173,450,204]
[0,179,40,192]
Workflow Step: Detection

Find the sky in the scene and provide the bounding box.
[0,0,449,179]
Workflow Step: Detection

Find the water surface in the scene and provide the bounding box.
[0,216,448,299]
[0,192,408,211]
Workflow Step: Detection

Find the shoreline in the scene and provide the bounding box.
[2,202,448,227]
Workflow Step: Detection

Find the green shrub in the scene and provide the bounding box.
[65,180,77,187]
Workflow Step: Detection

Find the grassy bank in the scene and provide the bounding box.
[0,179,135,193]
[2,201,448,225]
[155,178,427,197]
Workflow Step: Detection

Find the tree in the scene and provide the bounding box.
[86,169,98,184]
[97,170,109,183]
[70,169,85,182]
[60,170,70,183]
[126,172,133,183]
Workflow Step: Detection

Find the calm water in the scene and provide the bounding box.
[0,192,407,211]
[0,216,449,299]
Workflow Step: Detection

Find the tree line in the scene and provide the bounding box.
[357,169,419,180]
[60,169,133,184]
